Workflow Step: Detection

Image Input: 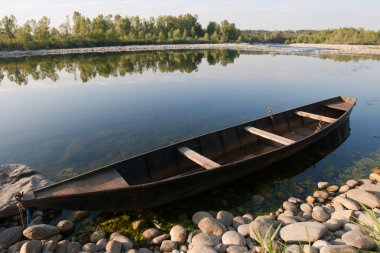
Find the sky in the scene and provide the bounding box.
[0,0,379,31]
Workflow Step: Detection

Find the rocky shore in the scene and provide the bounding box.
[0,43,379,59]
[1,164,380,253]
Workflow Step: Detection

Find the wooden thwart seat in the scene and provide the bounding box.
[295,111,336,124]
[325,102,351,111]
[244,126,295,146]
[178,147,221,169]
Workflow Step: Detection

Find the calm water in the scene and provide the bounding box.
[1,50,380,216]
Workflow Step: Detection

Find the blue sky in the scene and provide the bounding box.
[0,0,379,30]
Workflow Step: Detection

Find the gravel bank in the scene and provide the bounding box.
[290,43,380,55]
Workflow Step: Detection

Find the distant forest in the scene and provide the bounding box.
[0,13,379,51]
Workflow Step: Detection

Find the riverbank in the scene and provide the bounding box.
[1,168,380,253]
[0,43,379,59]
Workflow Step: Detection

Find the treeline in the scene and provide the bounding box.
[0,13,242,51]
[243,28,380,45]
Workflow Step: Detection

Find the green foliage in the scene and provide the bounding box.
[0,13,242,50]
[352,205,380,247]
[250,224,285,253]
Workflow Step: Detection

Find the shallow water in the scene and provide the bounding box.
[0,50,379,218]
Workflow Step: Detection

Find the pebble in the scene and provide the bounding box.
[112,235,133,251]
[312,206,330,222]
[248,216,279,241]
[326,185,339,192]
[55,240,69,253]
[285,244,303,253]
[343,223,360,232]
[96,238,108,251]
[319,245,357,253]
[339,185,350,193]
[283,201,298,213]
[191,233,221,247]
[152,234,170,244]
[138,248,153,253]
[312,240,330,249]
[188,244,217,253]
[67,242,82,253]
[306,196,315,205]
[57,220,74,233]
[170,225,186,245]
[279,222,327,243]
[82,243,98,252]
[225,245,249,253]
[288,197,302,204]
[313,191,329,200]
[325,218,342,231]
[333,196,360,211]
[232,216,245,229]
[7,241,27,253]
[303,245,318,253]
[70,211,89,222]
[300,203,313,214]
[198,217,226,236]
[346,189,380,208]
[192,211,213,225]
[0,226,23,248]
[318,182,329,189]
[333,230,345,238]
[23,224,59,240]
[277,213,298,225]
[216,211,234,226]
[106,240,121,253]
[42,240,57,253]
[346,180,358,188]
[237,224,249,237]
[160,240,177,252]
[132,220,147,230]
[142,228,160,240]
[222,231,246,246]
[20,240,42,253]
[242,213,253,223]
[90,231,106,243]
[331,210,354,224]
[342,230,376,250]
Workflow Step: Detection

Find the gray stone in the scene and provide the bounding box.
[90,231,105,243]
[112,235,133,251]
[325,218,342,231]
[339,185,350,193]
[67,242,82,253]
[331,210,354,224]
[0,164,49,218]
[216,211,234,226]
[42,240,57,253]
[187,229,202,244]
[0,226,23,249]
[23,224,59,240]
[29,216,44,226]
[222,231,246,247]
[142,228,160,240]
[20,240,42,253]
[300,203,313,214]
[56,219,74,233]
[319,245,357,253]
[326,185,339,193]
[70,211,89,222]
[248,216,279,241]
[214,243,227,253]
[288,197,302,204]
[318,182,329,189]
[225,245,249,253]
[128,249,138,253]
[160,240,177,252]
[346,180,358,188]
[343,223,361,232]
[242,214,253,223]
[333,230,345,238]
[342,230,376,250]
[42,233,62,243]
[333,196,360,211]
[313,191,329,200]
[312,206,330,222]
[347,189,380,208]
[283,201,298,213]
[312,240,330,249]
[277,213,298,225]
[55,240,69,253]
[237,224,249,237]
[188,245,217,253]
[285,244,302,253]
[191,233,221,247]
[138,248,153,253]
[198,217,226,236]
[82,243,97,252]
[96,238,108,251]
[280,222,327,243]
[232,216,245,229]
[105,240,121,253]
[329,238,346,245]
[192,211,213,225]
[6,241,27,253]
[303,245,318,253]
[170,225,186,244]
[331,202,344,212]
[152,233,170,244]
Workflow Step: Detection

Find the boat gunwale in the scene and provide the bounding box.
[28,96,356,200]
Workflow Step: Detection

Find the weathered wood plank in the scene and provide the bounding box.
[295,111,336,124]
[178,147,221,169]
[244,126,295,146]
[326,102,351,111]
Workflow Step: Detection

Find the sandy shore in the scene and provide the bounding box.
[0,43,379,59]
[290,43,380,55]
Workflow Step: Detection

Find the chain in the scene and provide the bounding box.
[15,192,26,228]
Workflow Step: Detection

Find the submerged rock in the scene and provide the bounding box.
[0,164,49,219]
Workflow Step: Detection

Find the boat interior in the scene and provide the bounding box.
[31,96,355,199]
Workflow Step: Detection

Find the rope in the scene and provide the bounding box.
[26,208,31,227]
[15,192,26,228]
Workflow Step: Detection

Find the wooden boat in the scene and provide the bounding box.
[23,96,356,211]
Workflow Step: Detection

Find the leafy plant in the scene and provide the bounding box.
[251,224,285,253]
[352,204,380,247]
